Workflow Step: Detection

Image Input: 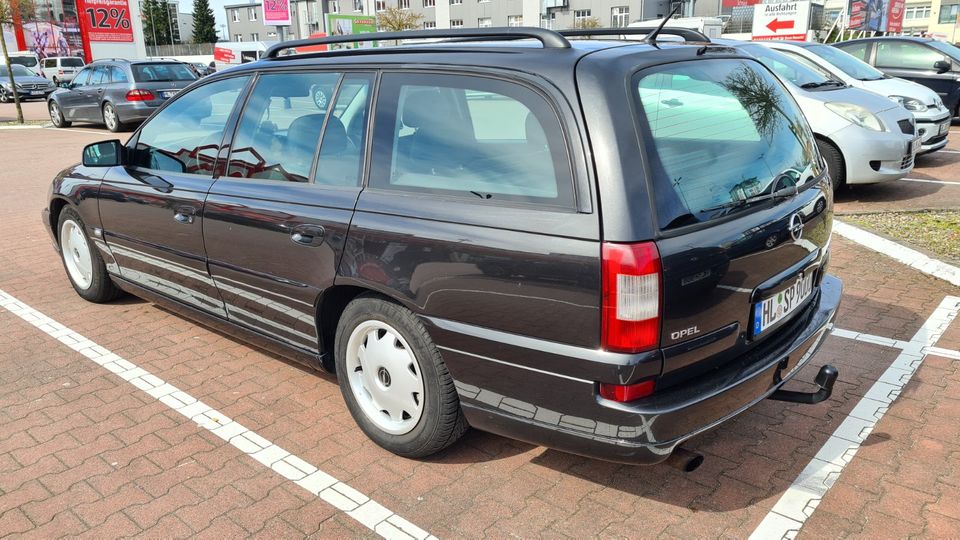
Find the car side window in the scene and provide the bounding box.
[130,76,249,176]
[837,42,869,61]
[90,66,109,85]
[315,74,373,186]
[876,42,945,69]
[72,68,91,87]
[370,72,574,206]
[43,59,55,69]
[227,72,342,183]
[110,66,129,83]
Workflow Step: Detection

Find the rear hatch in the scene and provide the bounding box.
[130,62,198,103]
[631,56,832,386]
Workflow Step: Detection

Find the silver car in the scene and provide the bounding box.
[47,59,197,132]
[0,64,56,103]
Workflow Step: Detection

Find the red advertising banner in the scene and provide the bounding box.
[80,0,133,42]
[886,0,905,32]
[722,0,762,7]
[263,0,292,26]
[213,47,236,62]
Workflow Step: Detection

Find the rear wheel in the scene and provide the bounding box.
[816,139,845,192]
[335,296,468,458]
[57,207,121,303]
[102,102,123,132]
[49,101,71,128]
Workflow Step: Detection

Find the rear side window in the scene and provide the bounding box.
[132,63,197,82]
[370,72,574,207]
[635,59,821,229]
[62,58,85,68]
[109,66,128,83]
[90,66,109,85]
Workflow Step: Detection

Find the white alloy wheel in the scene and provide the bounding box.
[103,103,118,131]
[60,219,93,290]
[345,320,425,435]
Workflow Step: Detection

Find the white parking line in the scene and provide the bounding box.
[834,220,960,287]
[750,295,960,540]
[900,177,960,185]
[832,327,960,358]
[0,288,436,540]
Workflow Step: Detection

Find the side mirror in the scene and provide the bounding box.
[934,60,952,74]
[82,140,123,167]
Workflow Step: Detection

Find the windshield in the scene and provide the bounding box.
[9,56,38,68]
[132,63,197,82]
[61,58,85,67]
[806,44,885,80]
[0,65,36,77]
[926,40,960,61]
[634,59,821,229]
[740,44,836,88]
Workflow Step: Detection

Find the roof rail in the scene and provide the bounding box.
[264,27,571,58]
[558,27,710,43]
[90,58,130,63]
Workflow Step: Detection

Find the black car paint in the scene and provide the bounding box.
[43,39,841,464]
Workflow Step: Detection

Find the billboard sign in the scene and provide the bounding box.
[752,1,810,41]
[850,0,905,32]
[326,14,378,49]
[263,0,292,26]
[79,0,133,42]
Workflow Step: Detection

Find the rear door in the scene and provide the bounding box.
[59,67,93,121]
[99,75,251,316]
[203,70,373,354]
[873,40,960,111]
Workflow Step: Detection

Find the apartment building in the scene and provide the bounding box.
[822,0,960,39]
[225,0,323,42]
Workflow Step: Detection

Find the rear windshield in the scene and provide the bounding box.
[10,56,38,68]
[634,59,821,229]
[132,63,197,82]
[61,58,85,67]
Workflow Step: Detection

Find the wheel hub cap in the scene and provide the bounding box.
[60,220,93,290]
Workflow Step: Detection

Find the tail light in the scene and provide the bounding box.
[601,241,661,353]
[599,379,656,402]
[125,89,155,102]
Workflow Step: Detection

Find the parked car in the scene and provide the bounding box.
[40,56,87,85]
[0,64,56,103]
[719,40,918,189]
[760,41,950,154]
[43,27,841,466]
[8,51,43,77]
[834,36,960,119]
[47,59,198,132]
[190,62,215,77]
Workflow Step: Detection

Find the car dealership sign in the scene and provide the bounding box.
[752,0,811,41]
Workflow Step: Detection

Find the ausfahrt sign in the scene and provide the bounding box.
[751,0,811,41]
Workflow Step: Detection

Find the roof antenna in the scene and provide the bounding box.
[645,3,681,45]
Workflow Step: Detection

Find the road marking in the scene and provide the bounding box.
[834,220,960,287]
[938,149,960,154]
[900,177,960,185]
[0,288,435,540]
[750,295,960,540]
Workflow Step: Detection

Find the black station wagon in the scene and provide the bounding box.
[43,26,842,468]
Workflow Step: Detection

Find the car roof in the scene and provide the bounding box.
[840,36,934,44]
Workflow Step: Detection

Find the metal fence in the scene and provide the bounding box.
[145,43,216,57]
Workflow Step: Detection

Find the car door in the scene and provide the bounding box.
[58,67,92,121]
[202,70,373,355]
[81,65,111,121]
[98,75,251,316]
[873,40,960,112]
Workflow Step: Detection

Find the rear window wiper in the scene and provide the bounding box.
[699,182,800,215]
[800,79,846,89]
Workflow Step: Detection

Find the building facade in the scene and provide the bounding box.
[224,0,323,42]
[823,0,960,40]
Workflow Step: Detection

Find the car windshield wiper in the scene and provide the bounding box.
[800,79,845,89]
[699,174,801,215]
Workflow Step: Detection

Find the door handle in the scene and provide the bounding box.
[174,206,196,224]
[290,224,325,246]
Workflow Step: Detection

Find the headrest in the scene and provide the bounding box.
[401,89,442,129]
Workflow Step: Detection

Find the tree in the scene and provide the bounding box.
[141,0,173,46]
[0,0,36,124]
[192,0,217,43]
[572,16,601,29]
[377,6,423,32]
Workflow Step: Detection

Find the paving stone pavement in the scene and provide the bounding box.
[0,124,958,538]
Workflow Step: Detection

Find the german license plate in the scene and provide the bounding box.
[752,272,814,336]
[29,91,43,95]
[161,90,179,99]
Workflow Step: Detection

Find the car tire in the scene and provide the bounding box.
[52,77,59,86]
[0,89,9,103]
[57,207,122,303]
[335,296,468,458]
[49,100,71,128]
[102,102,124,132]
[816,139,845,192]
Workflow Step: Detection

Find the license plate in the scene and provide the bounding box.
[752,272,814,336]
[161,90,179,99]
[909,135,920,155]
[29,91,44,95]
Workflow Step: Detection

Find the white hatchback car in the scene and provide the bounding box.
[759,40,950,154]
[40,56,87,86]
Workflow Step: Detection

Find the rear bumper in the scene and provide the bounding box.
[113,101,161,124]
[440,275,842,465]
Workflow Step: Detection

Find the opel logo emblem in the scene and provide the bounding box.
[377,367,391,387]
[789,213,804,241]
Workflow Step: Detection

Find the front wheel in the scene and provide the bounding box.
[49,101,71,128]
[816,139,845,192]
[102,102,123,132]
[58,207,121,303]
[335,296,468,458]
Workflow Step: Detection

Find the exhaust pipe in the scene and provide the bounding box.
[665,447,704,472]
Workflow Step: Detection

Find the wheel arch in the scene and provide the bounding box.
[814,134,847,188]
[315,284,404,372]
[48,197,71,245]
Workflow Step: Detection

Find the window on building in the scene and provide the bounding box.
[131,77,249,176]
[329,0,340,12]
[268,31,278,38]
[507,15,522,26]
[451,18,464,27]
[376,0,386,10]
[400,0,410,8]
[249,7,257,20]
[611,6,629,27]
[423,0,435,7]
[478,16,492,27]
[423,20,436,28]
[232,9,239,22]
[574,9,591,25]
[940,3,959,23]
[451,0,462,4]
[354,0,363,11]
[251,32,259,40]
[370,73,575,206]
[541,13,555,28]
[235,33,244,41]
[904,4,931,23]
[479,0,490,3]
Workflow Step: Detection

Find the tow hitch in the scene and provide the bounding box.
[768,364,839,404]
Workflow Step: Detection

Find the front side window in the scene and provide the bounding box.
[635,59,821,228]
[370,73,574,206]
[130,76,249,176]
[835,41,869,61]
[71,68,92,86]
[44,59,56,68]
[876,41,945,69]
